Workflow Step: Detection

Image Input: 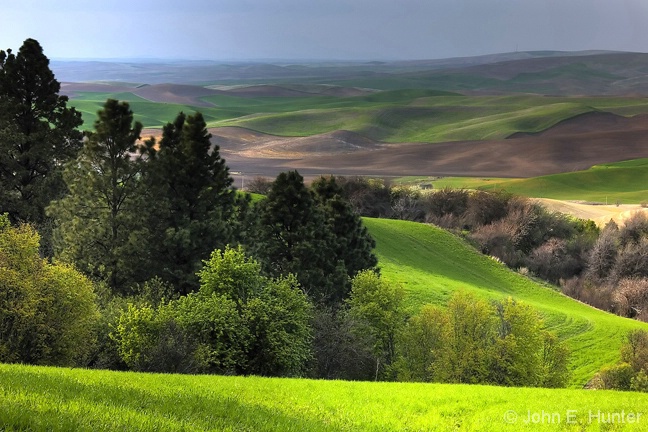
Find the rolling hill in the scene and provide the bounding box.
[2,216,648,431]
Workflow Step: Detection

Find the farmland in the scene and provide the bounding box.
[0,49,643,432]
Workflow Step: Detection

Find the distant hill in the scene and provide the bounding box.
[52,50,647,95]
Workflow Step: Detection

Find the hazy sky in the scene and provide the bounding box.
[3,0,648,60]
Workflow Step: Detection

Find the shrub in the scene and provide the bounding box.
[0,215,98,366]
[395,292,571,388]
[596,363,634,390]
[245,176,272,195]
[311,307,377,381]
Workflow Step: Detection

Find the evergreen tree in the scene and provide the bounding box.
[0,39,82,230]
[49,99,148,294]
[312,176,378,279]
[144,112,235,294]
[252,171,347,306]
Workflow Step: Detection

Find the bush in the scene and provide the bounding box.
[395,292,571,388]
[0,215,98,366]
[310,307,375,380]
[336,176,392,218]
[595,363,634,390]
[245,176,272,195]
[612,278,648,318]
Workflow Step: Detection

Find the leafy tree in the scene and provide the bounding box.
[0,214,98,366]
[394,292,570,387]
[394,304,447,382]
[435,291,495,384]
[347,270,405,379]
[490,297,544,386]
[144,112,235,294]
[49,99,148,294]
[245,275,313,376]
[252,171,346,305]
[199,245,313,376]
[0,39,82,235]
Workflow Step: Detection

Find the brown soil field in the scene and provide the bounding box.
[218,112,648,178]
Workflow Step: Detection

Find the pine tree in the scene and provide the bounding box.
[144,112,235,294]
[312,176,378,279]
[0,39,82,230]
[48,99,148,294]
[252,171,347,306]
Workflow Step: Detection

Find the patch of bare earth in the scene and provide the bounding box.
[132,84,225,107]
[536,198,648,227]
[217,112,648,179]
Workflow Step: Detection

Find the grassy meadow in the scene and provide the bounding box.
[409,159,648,203]
[2,363,648,431]
[364,218,648,386]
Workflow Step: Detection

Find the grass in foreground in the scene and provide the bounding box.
[1,364,648,431]
[365,218,648,386]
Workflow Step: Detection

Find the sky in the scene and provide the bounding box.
[3,0,648,61]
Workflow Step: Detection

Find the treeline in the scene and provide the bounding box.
[0,38,572,387]
[295,177,648,322]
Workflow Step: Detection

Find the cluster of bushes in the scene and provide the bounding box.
[565,212,648,319]
[332,177,648,323]
[592,329,648,391]
[395,291,570,387]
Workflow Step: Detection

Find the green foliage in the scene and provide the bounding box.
[173,293,248,374]
[0,39,82,251]
[311,176,378,280]
[113,246,313,377]
[252,171,347,306]
[143,112,235,294]
[597,363,635,391]
[437,291,495,384]
[245,275,313,376]
[395,292,570,387]
[198,245,264,307]
[49,99,148,294]
[394,304,446,382]
[0,214,98,366]
[348,270,405,379]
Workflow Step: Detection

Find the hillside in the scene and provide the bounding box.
[363,218,648,386]
[431,159,648,204]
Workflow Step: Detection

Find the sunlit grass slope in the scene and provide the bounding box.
[2,363,648,431]
[364,218,648,386]
[424,159,648,203]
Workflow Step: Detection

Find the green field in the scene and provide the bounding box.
[68,89,648,144]
[416,159,648,203]
[2,363,648,431]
